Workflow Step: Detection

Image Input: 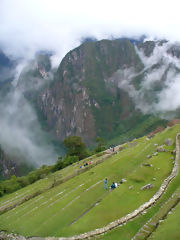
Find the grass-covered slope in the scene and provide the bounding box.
[0,153,108,212]
[0,125,179,239]
[148,199,180,240]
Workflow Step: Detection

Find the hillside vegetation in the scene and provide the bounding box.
[0,125,179,239]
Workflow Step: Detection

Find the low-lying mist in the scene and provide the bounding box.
[0,88,59,167]
[109,41,180,118]
[0,88,60,167]
[0,56,60,167]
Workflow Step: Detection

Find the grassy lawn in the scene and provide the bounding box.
[95,131,180,240]
[96,186,180,240]
[0,152,107,211]
[0,125,179,238]
[148,202,180,240]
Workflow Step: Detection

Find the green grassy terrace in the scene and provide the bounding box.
[148,197,180,240]
[0,125,179,239]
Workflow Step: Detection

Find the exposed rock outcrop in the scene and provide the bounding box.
[165,138,174,146]
[0,146,19,179]
[141,183,154,190]
[156,145,166,152]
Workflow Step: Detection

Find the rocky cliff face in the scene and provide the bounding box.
[0,146,19,179]
[0,52,56,179]
[0,52,18,179]
[37,39,147,144]
[0,145,34,180]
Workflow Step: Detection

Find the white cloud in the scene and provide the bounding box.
[1,0,180,63]
[156,72,180,112]
[112,42,180,116]
[0,90,58,166]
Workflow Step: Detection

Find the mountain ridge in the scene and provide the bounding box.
[1,38,180,178]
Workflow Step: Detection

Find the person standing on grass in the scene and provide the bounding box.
[105,178,108,189]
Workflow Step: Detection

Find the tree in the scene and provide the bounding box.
[28,171,39,184]
[53,157,64,171]
[0,182,4,197]
[17,176,29,187]
[63,155,79,167]
[63,136,87,160]
[95,137,106,152]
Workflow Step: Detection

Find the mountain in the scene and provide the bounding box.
[0,52,63,179]
[34,39,171,145]
[0,51,18,179]
[0,50,15,96]
[1,38,180,179]
[0,145,33,180]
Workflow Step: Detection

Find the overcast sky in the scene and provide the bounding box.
[1,0,180,63]
[1,0,180,165]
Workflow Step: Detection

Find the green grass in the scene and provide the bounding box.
[96,184,180,240]
[95,133,180,240]
[148,202,180,240]
[0,153,107,212]
[0,125,179,238]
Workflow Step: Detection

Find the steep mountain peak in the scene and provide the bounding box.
[38,38,168,145]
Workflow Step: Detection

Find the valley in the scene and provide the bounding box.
[1,2,180,239]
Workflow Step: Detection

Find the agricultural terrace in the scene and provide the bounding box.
[148,197,180,240]
[0,152,109,213]
[0,125,179,239]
